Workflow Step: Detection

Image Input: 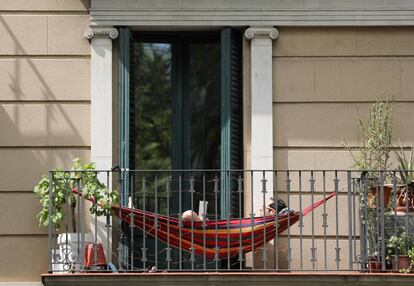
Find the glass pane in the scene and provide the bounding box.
[132,42,173,270]
[133,42,172,170]
[188,42,221,170]
[187,42,221,219]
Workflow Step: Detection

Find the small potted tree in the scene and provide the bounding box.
[346,96,394,207]
[34,158,118,271]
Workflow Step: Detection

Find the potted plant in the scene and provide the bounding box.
[395,146,414,213]
[344,96,394,270]
[386,232,414,272]
[366,251,382,272]
[34,158,118,271]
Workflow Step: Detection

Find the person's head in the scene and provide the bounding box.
[261,198,276,216]
[181,210,203,222]
[267,197,287,214]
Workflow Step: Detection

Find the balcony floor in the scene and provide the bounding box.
[42,272,414,286]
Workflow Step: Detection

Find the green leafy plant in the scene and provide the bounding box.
[407,247,414,272]
[387,232,413,256]
[387,232,414,273]
[397,247,414,273]
[409,247,414,261]
[34,158,118,231]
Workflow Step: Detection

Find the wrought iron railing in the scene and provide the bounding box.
[46,170,414,273]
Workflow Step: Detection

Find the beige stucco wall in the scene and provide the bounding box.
[1,6,413,278]
[0,0,91,282]
[243,27,414,169]
[244,27,414,270]
[282,27,414,270]
[272,27,414,270]
[272,27,414,170]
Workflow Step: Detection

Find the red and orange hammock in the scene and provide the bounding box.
[108,192,336,260]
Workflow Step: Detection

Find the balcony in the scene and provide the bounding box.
[41,170,414,286]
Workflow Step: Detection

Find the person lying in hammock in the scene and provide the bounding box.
[181,197,287,222]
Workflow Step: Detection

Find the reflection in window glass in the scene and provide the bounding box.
[188,43,221,218]
[134,43,172,170]
[188,43,221,170]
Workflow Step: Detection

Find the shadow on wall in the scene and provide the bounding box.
[0,14,88,137]
[0,15,91,192]
[80,0,90,10]
[0,5,92,281]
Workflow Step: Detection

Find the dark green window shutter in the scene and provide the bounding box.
[119,27,132,206]
[221,28,243,218]
[129,34,136,172]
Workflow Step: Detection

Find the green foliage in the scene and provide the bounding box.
[346,96,394,173]
[33,158,119,230]
[387,232,414,256]
[399,247,414,273]
[408,247,414,272]
[395,146,414,185]
[409,247,414,263]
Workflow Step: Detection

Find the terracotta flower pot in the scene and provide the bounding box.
[395,185,414,213]
[368,185,393,208]
[368,259,382,272]
[392,255,411,271]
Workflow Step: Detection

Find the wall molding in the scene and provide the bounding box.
[90,1,414,27]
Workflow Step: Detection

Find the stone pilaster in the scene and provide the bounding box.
[85,26,118,262]
[245,27,278,214]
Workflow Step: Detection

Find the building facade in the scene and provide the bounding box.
[1,0,414,285]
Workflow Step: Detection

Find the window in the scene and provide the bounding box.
[120,29,243,214]
[118,28,243,269]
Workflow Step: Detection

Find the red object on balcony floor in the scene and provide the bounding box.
[84,243,107,268]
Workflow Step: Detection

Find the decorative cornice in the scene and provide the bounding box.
[84,27,119,40]
[245,28,279,40]
[89,3,414,27]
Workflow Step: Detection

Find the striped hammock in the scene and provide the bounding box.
[111,192,336,260]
